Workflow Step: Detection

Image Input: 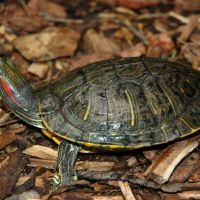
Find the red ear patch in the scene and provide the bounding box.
[0,78,19,106]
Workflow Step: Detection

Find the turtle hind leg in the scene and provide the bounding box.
[49,141,80,194]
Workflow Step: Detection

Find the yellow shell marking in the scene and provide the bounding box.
[159,84,177,116]
[125,90,135,127]
[161,126,168,141]
[83,97,91,121]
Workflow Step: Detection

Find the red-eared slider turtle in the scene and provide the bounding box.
[0,57,200,192]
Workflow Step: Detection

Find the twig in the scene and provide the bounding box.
[178,15,199,43]
[39,12,84,24]
[0,119,20,127]
[17,0,30,17]
[111,19,148,46]
[124,20,148,46]
[77,170,200,193]
[138,11,199,25]
[168,11,189,24]
[137,13,168,20]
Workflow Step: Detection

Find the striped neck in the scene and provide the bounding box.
[0,58,43,128]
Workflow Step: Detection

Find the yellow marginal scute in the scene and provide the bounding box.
[179,117,200,138]
[41,114,144,150]
[41,115,200,151]
[42,129,61,145]
[80,141,144,150]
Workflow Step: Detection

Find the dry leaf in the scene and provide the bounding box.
[175,0,200,11]
[181,42,200,65]
[153,19,170,33]
[146,45,162,57]
[13,27,80,61]
[0,108,11,125]
[193,57,200,72]
[147,33,175,53]
[83,29,121,54]
[68,53,113,72]
[28,0,67,18]
[116,0,161,9]
[190,33,200,43]
[1,2,49,33]
[114,27,134,41]
[178,15,199,43]
[94,0,116,6]
[117,43,146,57]
[10,52,29,75]
[95,0,160,9]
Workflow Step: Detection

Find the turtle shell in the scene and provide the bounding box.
[38,57,200,150]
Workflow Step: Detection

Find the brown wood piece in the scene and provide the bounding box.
[0,131,17,150]
[189,166,200,182]
[118,181,136,200]
[178,190,200,199]
[145,136,200,184]
[28,157,115,172]
[0,124,26,150]
[169,152,200,183]
[0,151,28,199]
[23,145,57,160]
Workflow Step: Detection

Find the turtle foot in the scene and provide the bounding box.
[48,173,78,194]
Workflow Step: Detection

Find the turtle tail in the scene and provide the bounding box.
[0,58,43,128]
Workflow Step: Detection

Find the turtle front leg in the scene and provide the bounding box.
[49,141,80,193]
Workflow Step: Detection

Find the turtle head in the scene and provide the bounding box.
[0,58,43,128]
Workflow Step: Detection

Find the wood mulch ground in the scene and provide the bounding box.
[0,0,200,199]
